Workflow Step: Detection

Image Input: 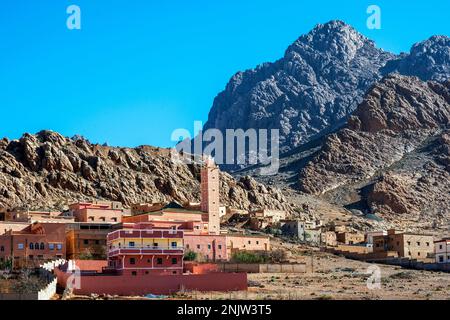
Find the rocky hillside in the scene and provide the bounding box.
[203,20,395,158]
[0,131,291,212]
[382,35,450,82]
[298,75,450,222]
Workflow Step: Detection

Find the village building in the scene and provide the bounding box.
[4,210,75,224]
[0,221,30,235]
[0,222,66,268]
[250,209,286,224]
[321,231,337,247]
[372,229,434,260]
[69,201,125,224]
[280,219,307,239]
[65,223,114,259]
[366,230,387,244]
[336,231,365,245]
[435,238,450,264]
[106,223,184,276]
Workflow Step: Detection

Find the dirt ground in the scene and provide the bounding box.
[178,241,450,300]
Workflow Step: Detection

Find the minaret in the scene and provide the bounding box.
[201,156,220,235]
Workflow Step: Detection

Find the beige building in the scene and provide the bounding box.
[373,230,434,260]
[250,209,286,224]
[336,232,365,245]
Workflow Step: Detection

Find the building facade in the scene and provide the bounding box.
[373,230,434,260]
[66,223,113,259]
[201,157,220,235]
[106,223,184,276]
[69,202,124,223]
[435,238,450,264]
[0,223,66,268]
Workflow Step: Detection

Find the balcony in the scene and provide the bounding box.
[107,229,183,242]
[108,246,184,257]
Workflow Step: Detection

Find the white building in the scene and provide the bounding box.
[366,230,387,245]
[435,238,450,264]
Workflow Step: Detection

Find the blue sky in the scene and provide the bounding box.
[0,0,448,147]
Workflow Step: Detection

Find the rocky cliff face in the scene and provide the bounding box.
[203,20,395,157]
[298,75,450,220]
[382,35,450,82]
[0,131,290,212]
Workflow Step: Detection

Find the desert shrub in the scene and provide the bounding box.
[232,251,269,264]
[270,249,287,263]
[184,250,198,261]
[12,269,47,294]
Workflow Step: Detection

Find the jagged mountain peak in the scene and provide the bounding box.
[382,35,450,82]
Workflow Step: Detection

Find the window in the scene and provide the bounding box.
[248,241,251,245]
[208,244,211,250]
[17,243,24,250]
[95,240,100,245]
[417,242,421,246]
[88,217,94,221]
[418,252,421,256]
[439,256,444,263]
[35,243,39,250]
[56,244,62,250]
[145,271,149,275]
[439,245,443,249]
[256,241,259,245]
[171,242,177,248]
[407,241,411,246]
[29,243,34,250]
[157,258,163,265]
[218,245,222,250]
[131,271,137,276]
[426,242,430,247]
[99,217,106,222]
[111,218,117,222]
[186,244,190,249]
[197,245,201,249]
[29,255,34,259]
[130,258,136,265]
[49,243,55,250]
[83,239,89,245]
[171,258,177,265]
[153,243,158,247]
[0,246,4,252]
[129,242,135,247]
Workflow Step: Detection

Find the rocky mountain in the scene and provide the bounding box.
[203,20,395,158]
[382,35,450,82]
[298,74,450,223]
[0,131,291,212]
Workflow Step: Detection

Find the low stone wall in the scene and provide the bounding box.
[220,263,307,273]
[369,258,450,272]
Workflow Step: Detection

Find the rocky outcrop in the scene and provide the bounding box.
[298,74,450,218]
[203,20,395,158]
[382,36,450,82]
[0,131,291,212]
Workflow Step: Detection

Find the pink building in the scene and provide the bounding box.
[106,223,184,276]
[70,202,123,224]
[184,234,228,261]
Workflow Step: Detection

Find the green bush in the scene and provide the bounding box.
[232,251,269,264]
[184,250,198,261]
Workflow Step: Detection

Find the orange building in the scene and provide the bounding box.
[0,222,66,268]
[66,223,113,259]
[69,201,124,223]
